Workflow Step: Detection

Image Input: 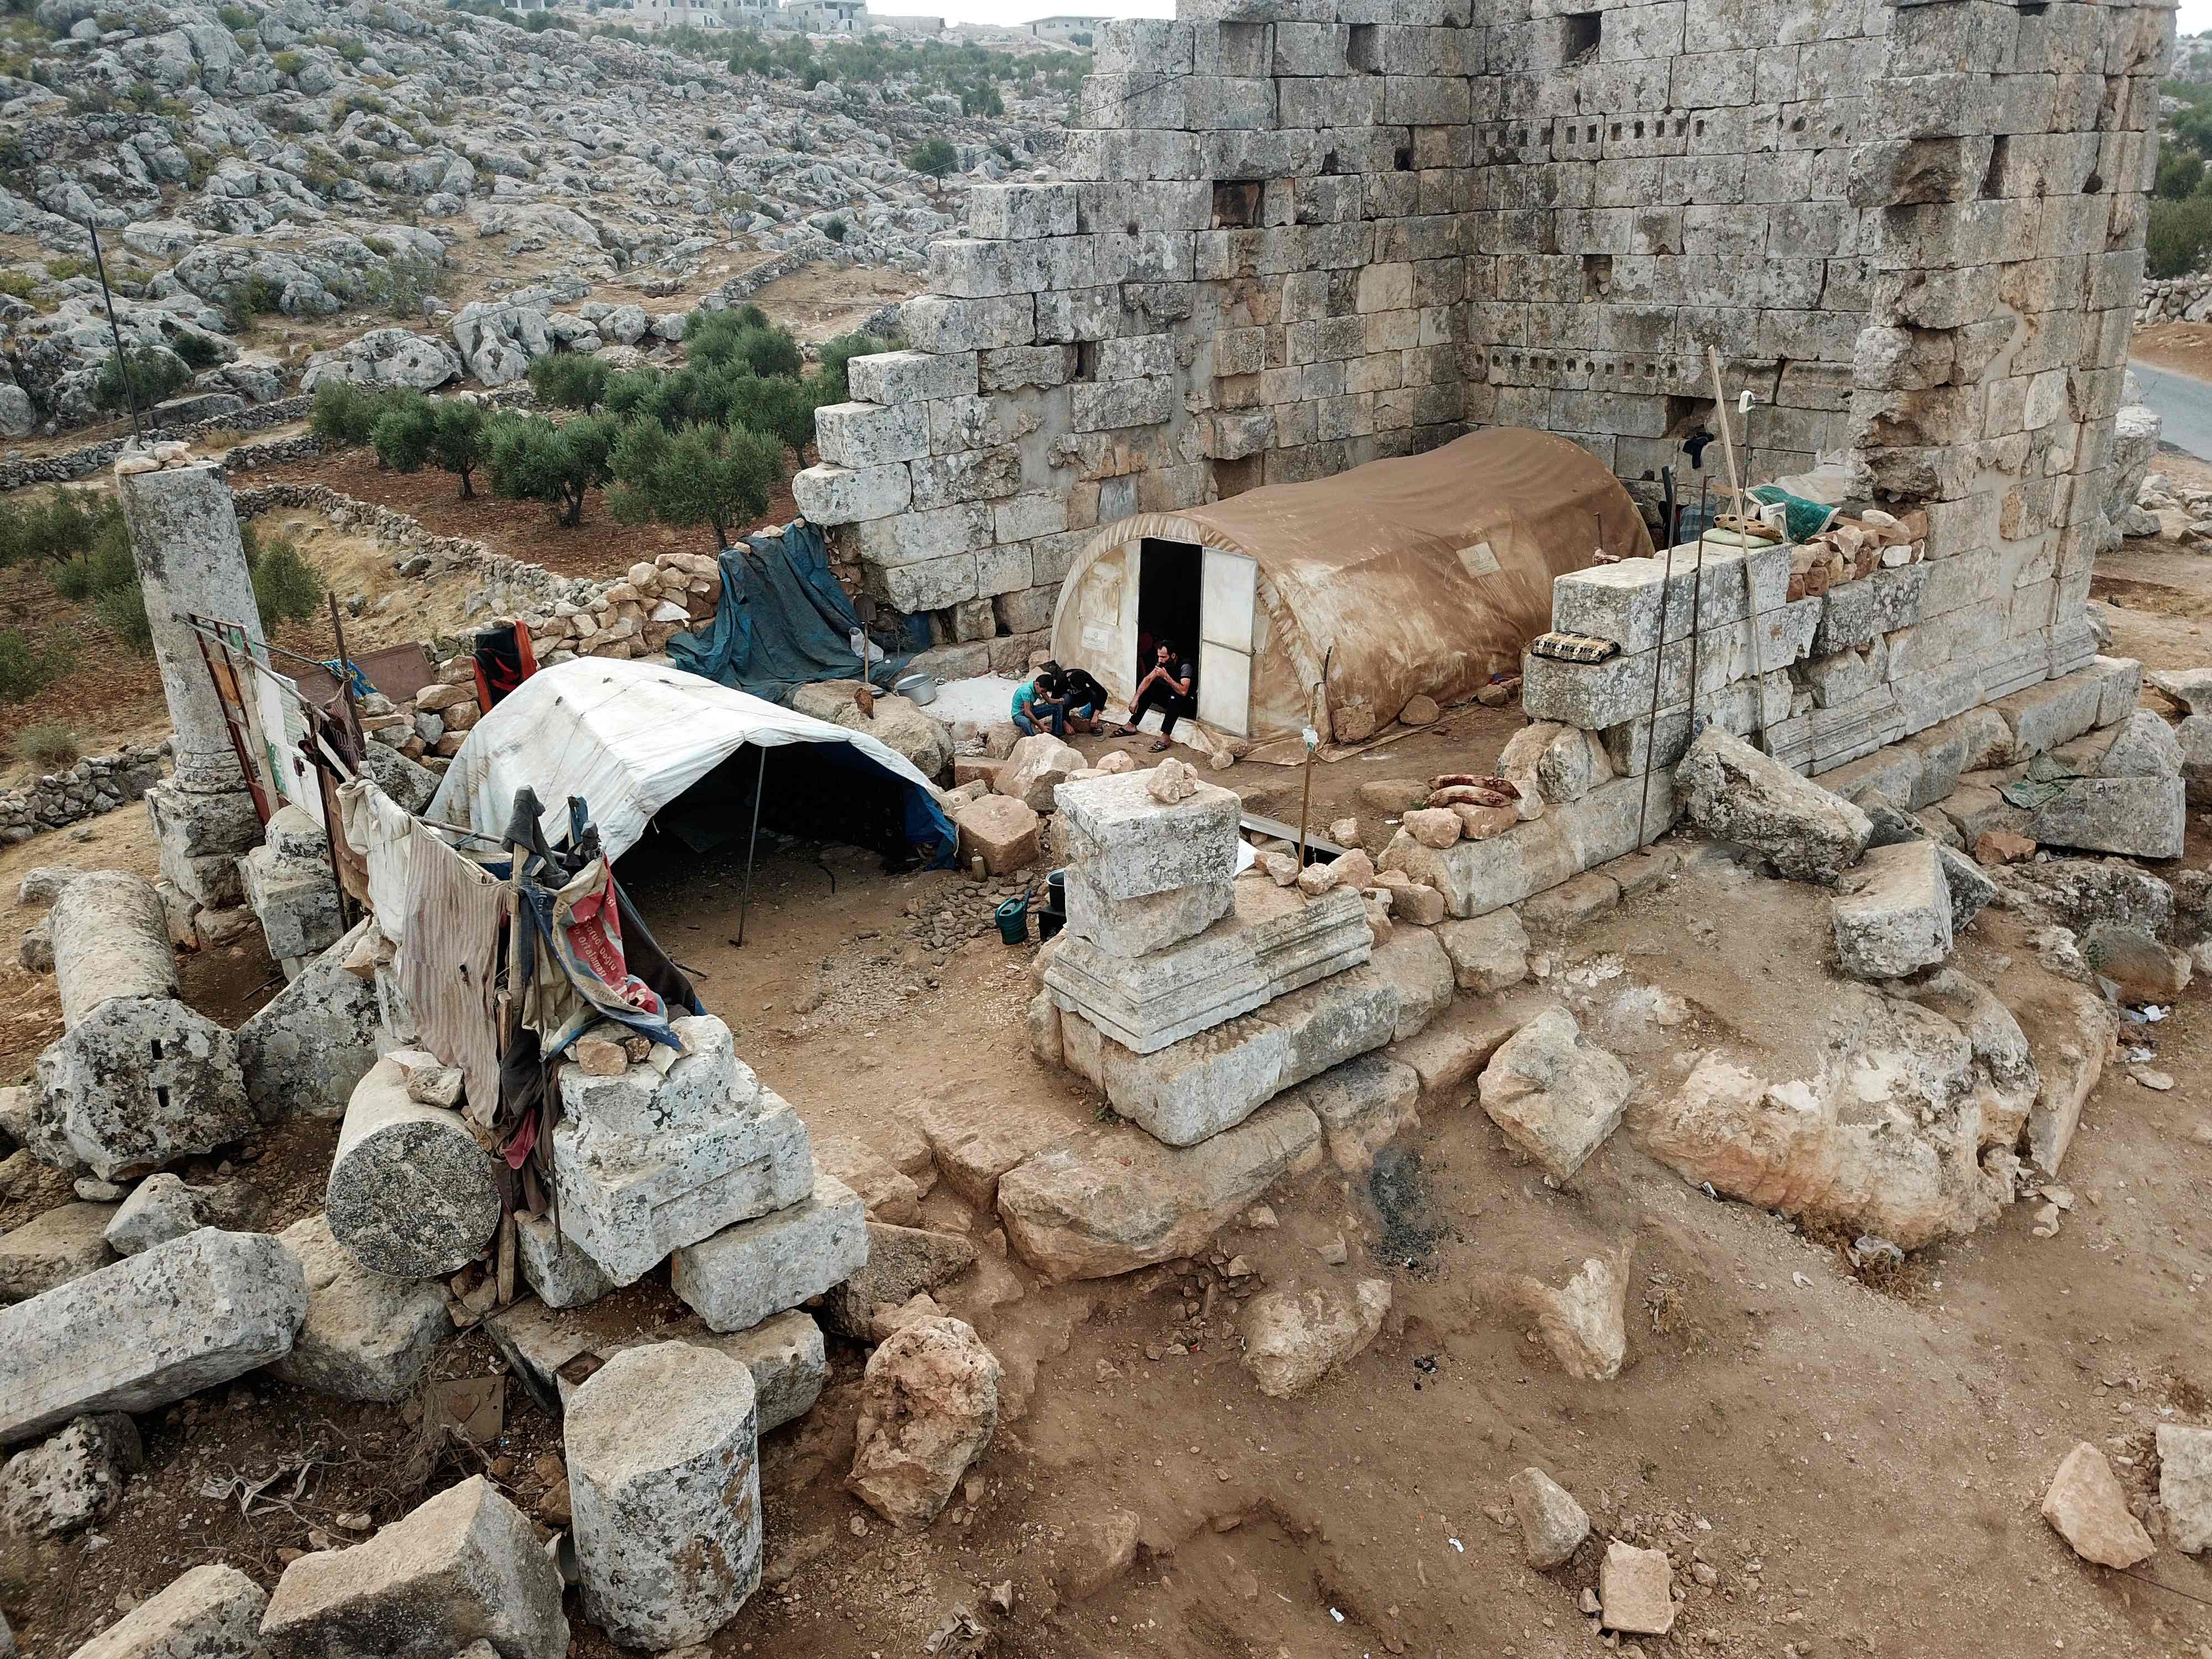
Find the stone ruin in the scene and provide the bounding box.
[797,0,2170,769]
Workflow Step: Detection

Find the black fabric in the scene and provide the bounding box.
[1130,680,1194,737]
[1060,668,1107,712]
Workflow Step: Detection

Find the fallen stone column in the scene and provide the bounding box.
[567,1344,763,1648]
[49,870,177,1026]
[0,1229,307,1444]
[325,1058,502,1279]
[22,869,254,1181]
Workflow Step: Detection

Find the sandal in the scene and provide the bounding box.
[1150,738,1172,753]
[1114,725,1140,738]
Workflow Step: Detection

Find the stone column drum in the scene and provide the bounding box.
[566,1343,762,1650]
[325,1057,501,1279]
[117,459,267,907]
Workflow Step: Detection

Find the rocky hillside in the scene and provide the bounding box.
[0,0,1076,435]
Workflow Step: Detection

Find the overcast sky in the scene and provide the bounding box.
[2182,2,2212,38]
[938,0,1170,23]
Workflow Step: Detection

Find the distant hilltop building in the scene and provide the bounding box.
[1024,13,1100,44]
[784,0,866,31]
[596,0,780,26]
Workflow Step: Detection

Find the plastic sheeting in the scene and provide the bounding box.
[667,520,911,704]
[425,656,957,864]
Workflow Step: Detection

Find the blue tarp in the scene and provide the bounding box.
[667,520,913,705]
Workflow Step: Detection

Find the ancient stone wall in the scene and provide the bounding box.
[799,0,2173,739]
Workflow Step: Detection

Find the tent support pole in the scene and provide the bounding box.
[737,743,767,948]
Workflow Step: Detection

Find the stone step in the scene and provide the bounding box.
[487,1292,827,1433]
[1060,961,1399,1146]
[995,1097,1323,1283]
[1044,881,1372,1053]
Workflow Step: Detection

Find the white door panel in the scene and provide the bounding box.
[1197,639,1251,736]
[1200,549,1258,654]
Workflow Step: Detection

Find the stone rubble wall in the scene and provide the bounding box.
[2136,272,2212,327]
[0,396,315,492]
[0,744,171,848]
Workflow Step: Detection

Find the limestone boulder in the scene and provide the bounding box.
[105,1172,267,1256]
[2177,714,2212,806]
[1438,911,1530,992]
[996,1100,1323,1282]
[1238,1277,1390,1398]
[272,1214,451,1404]
[1476,1009,1631,1181]
[2030,775,2185,860]
[260,1477,569,1659]
[2157,1423,2212,1554]
[32,998,252,1181]
[1631,989,2022,1247]
[847,1316,1001,1531]
[995,733,1086,811]
[790,684,952,783]
[822,1223,977,1339]
[1832,839,1953,980]
[67,1566,266,1659]
[1600,1541,1676,1635]
[1275,1053,1420,1175]
[1499,721,1610,807]
[0,1229,307,1444]
[0,1201,116,1301]
[1509,1243,1631,1382]
[1677,724,1872,883]
[0,1412,140,1537]
[952,793,1040,875]
[2041,1443,2154,1568]
[1509,1467,1589,1569]
[238,919,384,1123]
[567,1344,761,1650]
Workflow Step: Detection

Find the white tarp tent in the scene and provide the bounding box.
[426,657,956,861]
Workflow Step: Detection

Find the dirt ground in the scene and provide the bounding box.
[8,548,2212,1658]
[2130,322,2212,382]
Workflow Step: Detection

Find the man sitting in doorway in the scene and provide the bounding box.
[1118,639,1196,753]
[1010,669,1065,738]
[1047,661,1109,735]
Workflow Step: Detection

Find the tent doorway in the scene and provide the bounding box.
[1135,537,1201,685]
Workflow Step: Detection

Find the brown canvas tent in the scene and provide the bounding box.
[1046,428,1652,745]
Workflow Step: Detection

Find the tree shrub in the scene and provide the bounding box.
[907,137,956,179]
[608,420,781,553]
[484,411,617,527]
[2148,195,2212,279]
[0,629,72,704]
[92,345,191,411]
[528,352,612,410]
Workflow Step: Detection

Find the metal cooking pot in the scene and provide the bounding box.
[894,672,939,706]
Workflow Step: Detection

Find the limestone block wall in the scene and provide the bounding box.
[793,0,1490,639]
[798,0,2172,719]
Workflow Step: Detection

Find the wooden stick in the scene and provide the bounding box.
[1706,345,1746,518]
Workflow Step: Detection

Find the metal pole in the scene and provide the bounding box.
[736,742,768,947]
[85,216,144,446]
[326,591,366,759]
[1687,475,1709,754]
[1637,465,1678,848]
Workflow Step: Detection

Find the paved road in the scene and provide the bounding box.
[2132,361,2212,462]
